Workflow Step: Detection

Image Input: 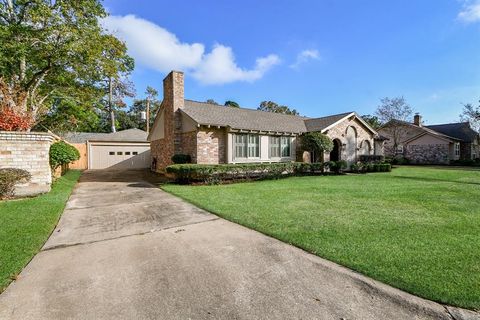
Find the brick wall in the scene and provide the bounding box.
[196,128,226,164]
[151,71,185,171]
[0,131,54,196]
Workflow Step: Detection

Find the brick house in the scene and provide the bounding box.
[378,114,480,164]
[148,71,381,171]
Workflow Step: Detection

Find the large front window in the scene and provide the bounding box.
[234,134,259,159]
[270,136,292,158]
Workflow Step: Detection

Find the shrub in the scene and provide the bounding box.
[391,156,410,165]
[171,154,192,164]
[359,155,385,163]
[0,168,31,198]
[49,141,80,170]
[166,162,305,184]
[301,132,333,161]
[328,160,348,174]
[366,163,392,172]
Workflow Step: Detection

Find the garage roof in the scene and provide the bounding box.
[63,129,148,143]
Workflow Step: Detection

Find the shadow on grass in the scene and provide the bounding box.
[394,175,480,186]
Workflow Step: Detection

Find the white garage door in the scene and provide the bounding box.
[89,143,151,169]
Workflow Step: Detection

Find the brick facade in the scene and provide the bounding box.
[196,128,226,164]
[0,131,54,196]
[150,71,184,171]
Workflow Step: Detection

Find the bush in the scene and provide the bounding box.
[166,162,303,184]
[49,141,80,170]
[171,154,192,164]
[450,159,479,167]
[391,156,410,165]
[328,160,348,174]
[366,163,392,172]
[0,168,31,199]
[359,155,385,163]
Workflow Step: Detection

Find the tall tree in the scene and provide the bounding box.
[375,97,414,154]
[0,0,109,125]
[460,100,480,132]
[128,86,160,131]
[375,97,413,123]
[258,101,299,115]
[224,100,240,108]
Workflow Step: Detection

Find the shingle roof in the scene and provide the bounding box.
[304,112,354,132]
[383,119,461,142]
[63,128,148,143]
[425,122,478,143]
[182,100,308,133]
[181,100,361,134]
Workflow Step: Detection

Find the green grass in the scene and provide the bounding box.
[163,166,480,310]
[0,170,81,291]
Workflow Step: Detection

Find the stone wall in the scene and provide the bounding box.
[325,116,375,163]
[406,144,450,164]
[0,131,54,196]
[196,128,226,164]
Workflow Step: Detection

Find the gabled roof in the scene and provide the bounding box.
[304,112,353,132]
[181,100,308,133]
[380,119,461,142]
[63,128,148,143]
[425,122,478,143]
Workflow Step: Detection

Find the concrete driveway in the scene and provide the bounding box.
[0,170,467,319]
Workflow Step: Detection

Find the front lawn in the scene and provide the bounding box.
[163,166,480,310]
[0,170,81,292]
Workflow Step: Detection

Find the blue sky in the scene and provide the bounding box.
[103,0,480,124]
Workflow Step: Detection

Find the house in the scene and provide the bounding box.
[377,114,480,164]
[148,71,382,171]
[63,128,150,170]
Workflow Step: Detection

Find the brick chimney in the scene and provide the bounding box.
[414,113,422,127]
[156,71,184,170]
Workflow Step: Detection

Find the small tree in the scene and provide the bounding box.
[301,132,333,162]
[49,141,80,171]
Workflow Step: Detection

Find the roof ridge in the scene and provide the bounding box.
[184,98,308,119]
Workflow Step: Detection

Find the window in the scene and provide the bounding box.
[270,136,292,158]
[125,152,131,155]
[117,151,123,155]
[396,145,403,154]
[248,135,260,158]
[234,134,259,159]
[132,151,138,155]
[454,143,460,157]
[109,152,115,155]
[281,137,291,157]
[269,136,280,158]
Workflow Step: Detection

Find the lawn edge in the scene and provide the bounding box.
[0,170,82,293]
[162,185,480,318]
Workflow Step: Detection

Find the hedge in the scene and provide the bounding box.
[166,160,359,184]
[359,155,385,163]
[49,141,80,170]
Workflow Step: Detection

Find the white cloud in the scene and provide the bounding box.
[290,49,320,69]
[102,15,280,85]
[458,1,480,23]
[192,45,280,84]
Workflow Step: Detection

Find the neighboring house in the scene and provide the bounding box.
[62,128,150,170]
[148,71,382,171]
[378,114,480,164]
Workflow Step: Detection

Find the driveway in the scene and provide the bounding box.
[0,170,465,319]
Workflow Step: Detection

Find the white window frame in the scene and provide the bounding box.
[269,136,292,159]
[454,143,460,157]
[396,144,404,154]
[234,134,260,160]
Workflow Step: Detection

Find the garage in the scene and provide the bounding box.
[63,129,151,170]
[89,142,150,169]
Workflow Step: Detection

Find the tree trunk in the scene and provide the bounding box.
[108,77,116,133]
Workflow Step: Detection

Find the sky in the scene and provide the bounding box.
[102,0,480,125]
